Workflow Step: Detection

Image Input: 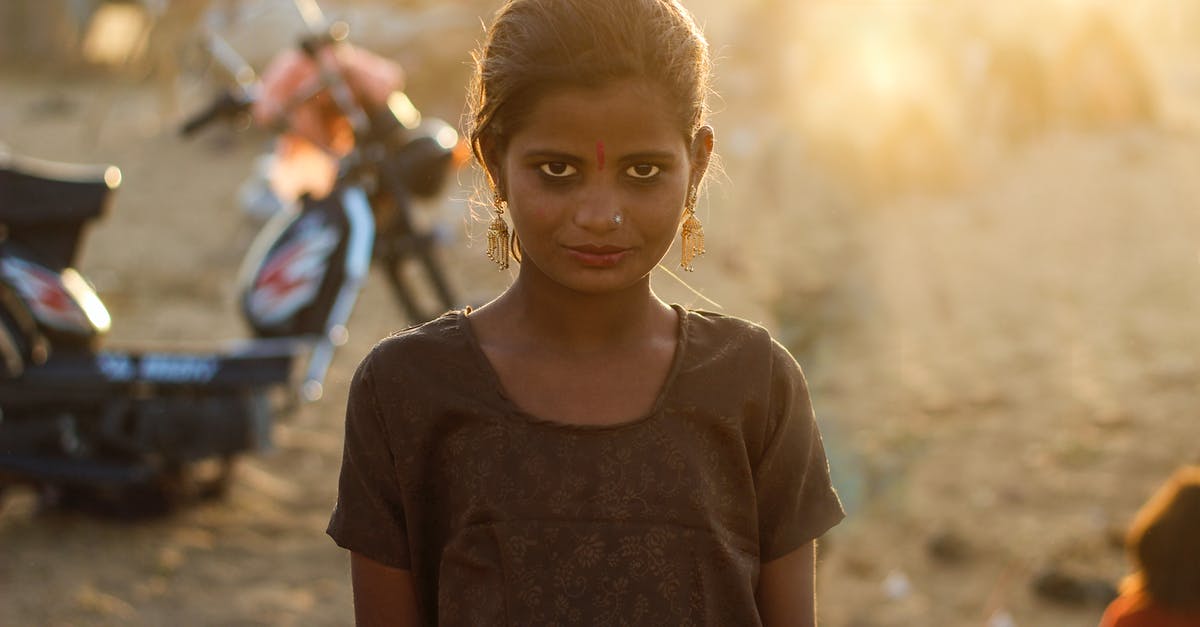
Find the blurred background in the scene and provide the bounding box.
[2,0,1199,625]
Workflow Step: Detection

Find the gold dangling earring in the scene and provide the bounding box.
[487,194,511,270]
[679,187,705,272]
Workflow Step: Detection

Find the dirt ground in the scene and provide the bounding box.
[3,2,1200,625]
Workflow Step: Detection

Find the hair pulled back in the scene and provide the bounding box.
[1124,465,1200,611]
[466,0,712,173]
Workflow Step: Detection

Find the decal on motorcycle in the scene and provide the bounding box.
[98,352,220,383]
[98,353,136,381]
[0,257,94,333]
[246,214,340,326]
[140,353,220,383]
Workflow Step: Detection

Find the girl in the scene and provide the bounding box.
[1099,465,1200,627]
[327,0,844,624]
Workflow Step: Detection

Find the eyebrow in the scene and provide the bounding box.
[518,149,679,164]
[519,149,583,163]
[618,151,679,164]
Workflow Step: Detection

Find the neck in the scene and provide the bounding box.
[488,272,673,352]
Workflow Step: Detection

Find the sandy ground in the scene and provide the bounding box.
[3,4,1200,625]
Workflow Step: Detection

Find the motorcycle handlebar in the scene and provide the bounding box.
[179,91,252,138]
[294,22,370,140]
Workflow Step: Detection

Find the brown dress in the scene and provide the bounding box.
[327,306,844,625]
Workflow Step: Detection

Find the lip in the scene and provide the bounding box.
[564,244,632,268]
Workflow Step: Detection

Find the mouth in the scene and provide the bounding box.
[564,244,632,267]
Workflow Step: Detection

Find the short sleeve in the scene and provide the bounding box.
[326,353,412,569]
[754,340,845,561]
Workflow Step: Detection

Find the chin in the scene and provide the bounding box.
[550,268,652,296]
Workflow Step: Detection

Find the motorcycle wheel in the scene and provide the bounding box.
[165,455,237,502]
[380,239,458,324]
[51,456,237,518]
[0,297,34,378]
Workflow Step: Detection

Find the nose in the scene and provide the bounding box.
[572,182,621,232]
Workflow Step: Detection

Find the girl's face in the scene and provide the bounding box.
[489,79,713,296]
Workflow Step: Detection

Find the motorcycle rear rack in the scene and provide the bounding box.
[0,338,312,487]
[0,454,158,487]
[0,336,311,403]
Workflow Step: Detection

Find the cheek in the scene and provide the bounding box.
[511,189,555,220]
[648,188,688,226]
[636,199,686,242]
[506,178,563,232]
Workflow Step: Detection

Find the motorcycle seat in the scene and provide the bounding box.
[0,154,120,227]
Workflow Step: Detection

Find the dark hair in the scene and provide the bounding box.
[466,0,712,172]
[1123,465,1200,611]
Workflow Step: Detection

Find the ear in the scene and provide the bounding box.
[688,125,715,189]
[478,134,506,197]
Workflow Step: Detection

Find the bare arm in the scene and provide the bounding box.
[350,551,421,627]
[757,540,817,627]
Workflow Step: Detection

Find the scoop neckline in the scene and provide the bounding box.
[455,304,691,432]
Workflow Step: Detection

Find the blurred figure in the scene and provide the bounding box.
[1099,465,1200,627]
[253,41,404,156]
[242,40,405,216]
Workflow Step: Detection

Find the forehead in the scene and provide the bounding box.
[506,79,687,154]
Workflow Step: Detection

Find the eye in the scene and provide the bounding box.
[539,162,577,178]
[626,164,661,179]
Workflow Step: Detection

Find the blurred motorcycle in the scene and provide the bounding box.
[0,10,467,513]
[191,7,470,323]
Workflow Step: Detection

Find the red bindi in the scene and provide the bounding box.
[596,141,605,171]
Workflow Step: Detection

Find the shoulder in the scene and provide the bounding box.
[683,308,772,351]
[345,311,484,439]
[674,308,807,414]
[363,311,466,365]
[1100,590,1159,627]
[354,310,471,387]
[681,308,801,375]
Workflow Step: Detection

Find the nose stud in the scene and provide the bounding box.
[613,214,623,225]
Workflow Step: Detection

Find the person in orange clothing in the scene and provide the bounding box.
[1100,465,1200,627]
[248,41,405,208]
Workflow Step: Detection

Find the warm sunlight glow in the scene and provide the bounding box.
[80,3,149,67]
[854,36,912,100]
[787,4,961,197]
[772,0,1167,198]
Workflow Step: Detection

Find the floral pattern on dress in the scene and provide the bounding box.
[328,307,845,625]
